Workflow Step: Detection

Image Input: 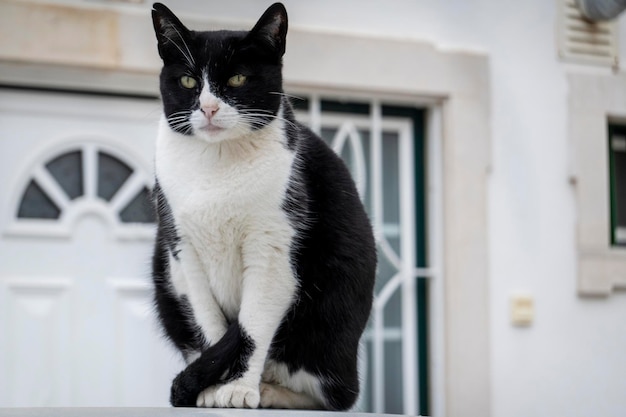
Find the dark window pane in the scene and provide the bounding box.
[609,129,626,245]
[17,180,60,219]
[321,100,370,115]
[614,147,626,227]
[612,135,626,245]
[119,187,155,223]
[45,151,83,200]
[98,152,132,201]
[382,131,400,224]
[321,127,336,145]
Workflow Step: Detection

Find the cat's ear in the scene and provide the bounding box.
[152,2,193,64]
[248,2,288,57]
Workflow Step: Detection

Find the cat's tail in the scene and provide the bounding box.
[170,321,256,407]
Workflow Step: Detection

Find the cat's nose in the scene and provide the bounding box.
[201,104,219,119]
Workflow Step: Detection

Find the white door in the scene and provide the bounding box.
[0,89,182,406]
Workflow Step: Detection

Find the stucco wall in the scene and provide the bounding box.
[1,0,625,416]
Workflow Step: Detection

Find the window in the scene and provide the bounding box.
[608,125,626,246]
[9,143,155,239]
[569,74,626,295]
[293,96,431,415]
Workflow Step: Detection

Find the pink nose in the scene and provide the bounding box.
[201,104,219,118]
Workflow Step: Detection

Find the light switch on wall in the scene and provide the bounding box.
[511,294,534,326]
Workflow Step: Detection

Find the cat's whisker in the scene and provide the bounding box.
[166,111,192,123]
[239,113,299,130]
[168,110,192,117]
[168,117,194,135]
[162,33,195,69]
[269,91,306,102]
[169,24,195,66]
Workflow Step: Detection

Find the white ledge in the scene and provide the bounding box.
[0,408,410,417]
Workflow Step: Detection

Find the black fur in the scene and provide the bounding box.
[151,2,376,410]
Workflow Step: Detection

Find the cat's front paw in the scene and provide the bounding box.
[196,384,219,407]
[170,370,200,407]
[197,381,260,408]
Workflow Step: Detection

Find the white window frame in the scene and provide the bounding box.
[569,73,626,295]
[5,140,155,241]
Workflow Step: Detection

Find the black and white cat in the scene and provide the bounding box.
[150,2,376,410]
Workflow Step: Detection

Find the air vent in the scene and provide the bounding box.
[557,0,619,67]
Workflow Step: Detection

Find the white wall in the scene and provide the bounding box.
[195,0,626,416]
[4,0,626,415]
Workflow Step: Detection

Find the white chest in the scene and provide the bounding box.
[155,121,296,319]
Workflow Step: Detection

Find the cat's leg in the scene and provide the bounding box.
[172,244,228,347]
[319,362,361,411]
[153,249,203,361]
[204,226,298,408]
[169,244,231,406]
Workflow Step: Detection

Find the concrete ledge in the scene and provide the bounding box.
[0,408,407,417]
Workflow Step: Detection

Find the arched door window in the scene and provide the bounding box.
[9,142,154,239]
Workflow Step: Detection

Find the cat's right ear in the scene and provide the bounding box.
[248,3,288,58]
[152,3,193,64]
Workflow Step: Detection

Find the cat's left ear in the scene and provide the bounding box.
[248,2,288,57]
[152,2,193,63]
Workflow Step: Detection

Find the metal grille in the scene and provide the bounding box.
[294,95,435,415]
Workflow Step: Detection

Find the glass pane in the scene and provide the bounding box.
[17,180,60,219]
[375,251,394,295]
[119,187,155,223]
[382,131,400,224]
[321,100,370,115]
[45,151,83,200]
[98,152,132,201]
[321,127,335,145]
[385,289,402,328]
[384,340,404,414]
[613,141,626,227]
[362,340,374,412]
[611,135,626,244]
[340,134,354,171]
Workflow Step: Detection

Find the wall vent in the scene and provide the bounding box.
[557,0,619,67]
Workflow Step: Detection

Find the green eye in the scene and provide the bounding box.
[227,74,247,88]
[180,75,197,89]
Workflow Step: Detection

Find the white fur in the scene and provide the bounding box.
[196,361,325,409]
[261,360,326,408]
[156,89,302,407]
[185,73,246,144]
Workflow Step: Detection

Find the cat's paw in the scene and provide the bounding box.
[198,381,260,408]
[259,382,280,408]
[196,384,219,407]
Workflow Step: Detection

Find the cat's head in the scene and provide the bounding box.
[152,2,288,144]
